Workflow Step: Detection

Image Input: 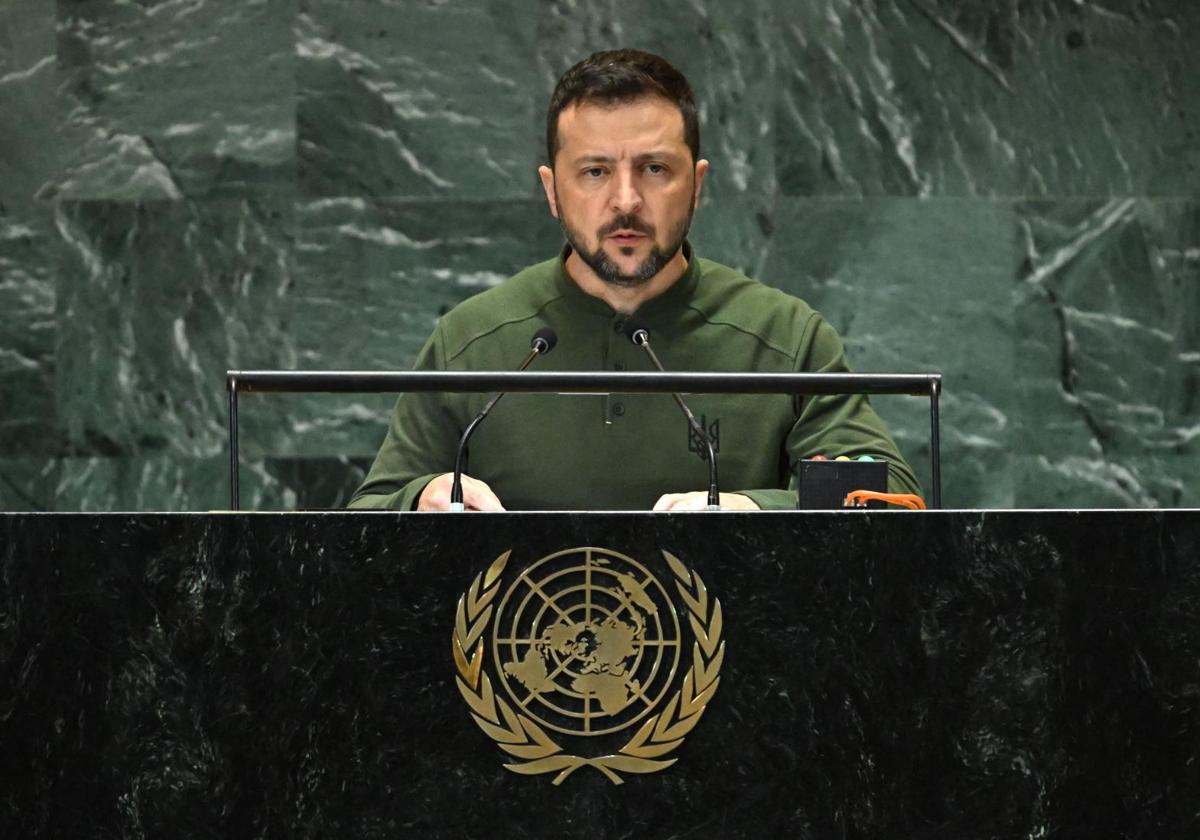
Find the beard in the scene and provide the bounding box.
[557,193,695,288]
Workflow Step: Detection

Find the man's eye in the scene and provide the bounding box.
[584,168,605,178]
[646,163,666,174]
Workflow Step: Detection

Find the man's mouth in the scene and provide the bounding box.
[601,214,654,245]
[609,230,647,245]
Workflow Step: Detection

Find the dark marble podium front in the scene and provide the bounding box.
[2,511,1198,838]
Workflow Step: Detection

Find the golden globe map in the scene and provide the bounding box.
[495,549,680,735]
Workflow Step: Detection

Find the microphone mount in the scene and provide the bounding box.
[449,327,557,511]
[624,319,721,511]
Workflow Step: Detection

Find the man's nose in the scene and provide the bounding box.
[609,169,643,215]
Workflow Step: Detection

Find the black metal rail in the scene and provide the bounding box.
[226,370,943,510]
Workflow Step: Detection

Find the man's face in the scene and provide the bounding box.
[538,96,708,287]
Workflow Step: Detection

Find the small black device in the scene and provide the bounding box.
[796,458,888,509]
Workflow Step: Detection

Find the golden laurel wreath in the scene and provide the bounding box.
[451,548,724,785]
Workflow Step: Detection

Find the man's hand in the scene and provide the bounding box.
[417,472,506,511]
[652,492,760,511]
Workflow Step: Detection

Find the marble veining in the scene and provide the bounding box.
[0,1,1196,511]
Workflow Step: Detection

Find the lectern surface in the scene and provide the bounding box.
[2,511,1197,838]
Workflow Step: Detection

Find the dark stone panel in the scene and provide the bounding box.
[1013,199,1200,507]
[1002,1,1200,198]
[688,195,776,281]
[0,0,59,210]
[759,198,1018,507]
[292,197,565,372]
[297,0,542,200]
[51,0,294,200]
[1,511,1198,836]
[262,455,373,510]
[52,454,301,513]
[775,0,1000,197]
[53,197,295,467]
[236,390,398,467]
[54,455,223,511]
[0,459,60,512]
[534,0,779,202]
[0,206,59,458]
[250,198,563,463]
[774,0,1200,197]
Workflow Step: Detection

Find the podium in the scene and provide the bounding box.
[3,510,1198,837]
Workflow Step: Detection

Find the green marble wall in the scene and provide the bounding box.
[1,0,1196,511]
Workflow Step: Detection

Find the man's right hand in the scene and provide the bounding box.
[417,472,506,511]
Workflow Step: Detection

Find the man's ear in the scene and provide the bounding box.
[538,165,559,219]
[692,158,709,210]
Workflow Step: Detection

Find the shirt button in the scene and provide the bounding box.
[613,319,625,333]
[612,402,625,416]
[614,362,626,371]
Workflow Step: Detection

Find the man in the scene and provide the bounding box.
[349,49,920,511]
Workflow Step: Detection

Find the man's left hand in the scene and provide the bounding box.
[652,492,760,511]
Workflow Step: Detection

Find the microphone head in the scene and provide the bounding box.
[531,326,558,354]
[622,317,650,346]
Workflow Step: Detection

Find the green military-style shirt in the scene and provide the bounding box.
[349,245,921,511]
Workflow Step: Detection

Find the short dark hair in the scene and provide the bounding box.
[545,49,700,166]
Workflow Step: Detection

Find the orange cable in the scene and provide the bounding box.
[843,490,927,510]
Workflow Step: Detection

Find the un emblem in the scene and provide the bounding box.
[452,547,724,784]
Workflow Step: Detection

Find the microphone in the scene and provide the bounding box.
[622,318,720,510]
[449,327,557,511]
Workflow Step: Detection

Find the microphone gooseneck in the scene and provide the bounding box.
[449,327,558,511]
[622,318,720,511]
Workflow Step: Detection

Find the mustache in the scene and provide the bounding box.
[598,215,655,237]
